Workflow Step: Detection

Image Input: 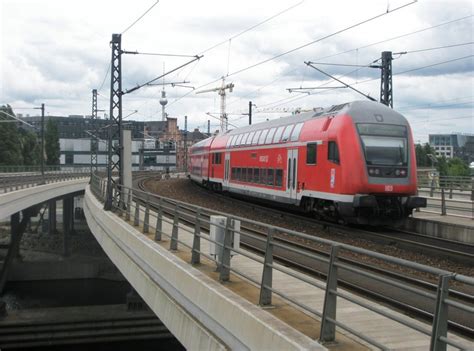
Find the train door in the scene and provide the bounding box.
[223,152,230,188]
[286,149,298,201]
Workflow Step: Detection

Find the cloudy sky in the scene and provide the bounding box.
[1,0,472,142]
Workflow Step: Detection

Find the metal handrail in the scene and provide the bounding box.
[90,173,474,350]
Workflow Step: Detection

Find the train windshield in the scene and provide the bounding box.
[357,124,408,166]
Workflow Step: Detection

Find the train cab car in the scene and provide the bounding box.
[188,100,426,225]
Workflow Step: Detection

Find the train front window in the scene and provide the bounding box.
[357,124,408,166]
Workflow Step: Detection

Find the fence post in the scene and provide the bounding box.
[471,180,474,201]
[440,188,446,216]
[259,227,275,306]
[143,193,150,234]
[430,179,435,197]
[219,217,233,282]
[170,204,179,250]
[125,189,132,221]
[320,245,341,343]
[191,208,201,264]
[133,201,140,227]
[449,187,453,199]
[155,197,163,241]
[430,274,452,351]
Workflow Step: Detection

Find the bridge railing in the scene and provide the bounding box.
[0,171,89,194]
[90,174,473,351]
[416,175,473,218]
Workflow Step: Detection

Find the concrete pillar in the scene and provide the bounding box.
[62,196,74,257]
[122,129,132,189]
[48,200,57,234]
[11,213,20,258]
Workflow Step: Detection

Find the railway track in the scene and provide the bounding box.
[133,176,474,337]
[186,179,474,264]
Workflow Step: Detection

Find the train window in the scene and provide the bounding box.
[275,169,283,187]
[281,125,294,142]
[328,141,340,164]
[273,126,285,143]
[236,167,241,180]
[306,143,317,164]
[254,168,260,183]
[260,168,267,184]
[290,123,304,141]
[252,130,262,144]
[215,153,222,164]
[246,131,255,145]
[258,129,269,144]
[267,169,275,186]
[231,168,236,179]
[265,128,277,144]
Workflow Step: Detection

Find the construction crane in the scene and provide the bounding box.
[196,78,234,133]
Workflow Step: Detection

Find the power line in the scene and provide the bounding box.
[409,115,473,125]
[199,0,305,55]
[121,0,160,34]
[226,15,473,108]
[394,54,473,76]
[226,1,417,79]
[121,50,197,58]
[170,0,417,108]
[398,101,473,112]
[399,41,474,54]
[397,96,473,110]
[98,63,111,92]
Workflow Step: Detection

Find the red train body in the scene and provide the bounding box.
[189,101,426,225]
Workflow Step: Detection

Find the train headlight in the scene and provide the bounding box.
[374,168,380,175]
[368,168,374,175]
[400,169,407,176]
[395,169,401,176]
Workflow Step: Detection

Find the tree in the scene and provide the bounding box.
[415,142,436,167]
[0,105,23,165]
[45,118,60,165]
[447,157,470,177]
[19,128,40,165]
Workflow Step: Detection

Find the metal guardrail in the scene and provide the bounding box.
[0,172,89,194]
[416,176,473,218]
[90,173,473,351]
[0,165,96,174]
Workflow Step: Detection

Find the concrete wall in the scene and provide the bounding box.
[83,186,323,351]
[0,178,88,220]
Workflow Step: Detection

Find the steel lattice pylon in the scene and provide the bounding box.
[90,89,99,176]
[105,33,123,210]
[380,51,393,108]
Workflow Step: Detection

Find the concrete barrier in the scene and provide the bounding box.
[84,186,324,351]
[403,217,474,244]
[0,178,88,220]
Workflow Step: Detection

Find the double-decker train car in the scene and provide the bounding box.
[189,100,426,225]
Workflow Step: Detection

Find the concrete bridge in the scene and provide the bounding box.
[1,173,473,350]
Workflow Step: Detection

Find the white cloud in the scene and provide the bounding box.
[1,0,472,140]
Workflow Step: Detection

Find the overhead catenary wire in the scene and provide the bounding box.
[225,15,473,108]
[397,41,474,55]
[121,0,160,35]
[198,0,305,55]
[169,0,417,108]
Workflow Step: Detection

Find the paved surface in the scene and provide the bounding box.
[164,219,472,350]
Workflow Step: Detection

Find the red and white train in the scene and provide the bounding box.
[188,100,426,225]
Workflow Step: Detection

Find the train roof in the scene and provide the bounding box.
[223,100,408,136]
